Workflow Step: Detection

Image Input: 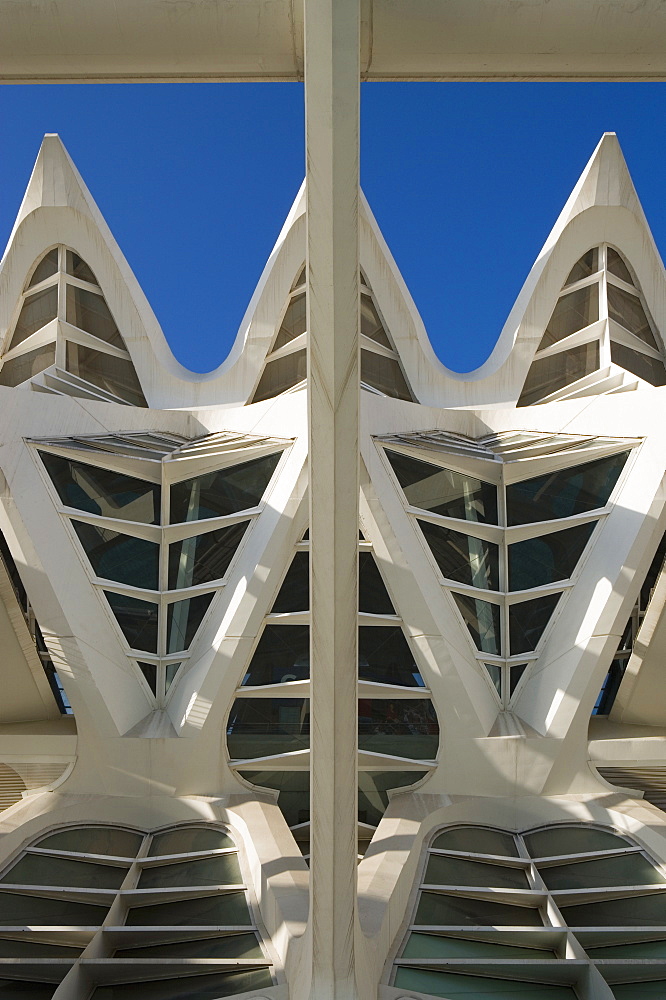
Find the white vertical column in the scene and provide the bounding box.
[305,0,360,997]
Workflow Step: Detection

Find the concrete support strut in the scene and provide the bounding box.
[305,0,361,997]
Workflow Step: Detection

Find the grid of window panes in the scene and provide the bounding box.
[251,265,415,403]
[384,445,630,706]
[519,245,666,406]
[0,246,147,406]
[393,823,666,999]
[0,823,273,999]
[228,533,436,859]
[38,445,281,705]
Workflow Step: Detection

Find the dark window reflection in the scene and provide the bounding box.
[415,891,543,926]
[237,770,310,827]
[418,519,499,590]
[506,453,628,525]
[27,248,59,288]
[65,285,126,349]
[9,286,58,350]
[357,771,425,826]
[564,249,598,287]
[386,450,497,523]
[360,295,391,348]
[252,349,307,402]
[358,699,438,759]
[105,592,159,653]
[608,284,657,348]
[66,251,98,285]
[166,592,214,652]
[0,343,56,387]
[125,891,252,928]
[273,293,306,351]
[359,552,395,615]
[359,626,424,687]
[509,594,561,655]
[170,453,280,523]
[361,350,413,401]
[508,522,596,590]
[611,341,666,387]
[538,284,599,350]
[65,342,147,407]
[271,553,309,612]
[40,453,160,524]
[168,522,249,588]
[241,625,310,686]
[227,698,310,759]
[451,593,501,655]
[72,521,159,589]
[518,340,599,406]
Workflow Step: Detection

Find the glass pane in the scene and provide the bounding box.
[292,265,306,289]
[241,625,309,686]
[509,663,528,697]
[9,287,58,349]
[484,662,502,695]
[561,892,666,926]
[148,828,235,856]
[586,940,666,958]
[252,348,307,402]
[394,968,573,998]
[358,699,439,759]
[608,283,657,348]
[607,247,634,285]
[358,626,424,687]
[271,552,309,612]
[37,827,143,857]
[0,343,55,387]
[90,970,273,1000]
[403,932,554,959]
[167,522,248,589]
[238,770,310,827]
[27,249,59,288]
[424,855,530,889]
[452,593,501,655]
[65,342,147,406]
[115,933,262,959]
[137,854,241,889]
[538,284,599,350]
[611,340,666,386]
[226,698,310,759]
[0,891,108,926]
[105,592,159,653]
[2,854,127,890]
[65,285,125,348]
[418,519,499,590]
[509,594,560,654]
[72,521,159,589]
[0,981,59,999]
[66,251,98,285]
[138,662,157,695]
[432,827,519,857]
[170,453,280,523]
[360,295,391,348]
[539,853,665,890]
[164,662,181,692]
[385,450,497,523]
[39,453,160,523]
[508,522,595,590]
[359,553,395,614]
[415,890,543,926]
[357,771,426,827]
[273,293,306,351]
[524,826,631,857]
[564,248,598,286]
[612,984,666,999]
[506,452,628,526]
[361,350,412,400]
[166,593,214,652]
[0,939,81,957]
[518,340,599,405]
[125,890,251,927]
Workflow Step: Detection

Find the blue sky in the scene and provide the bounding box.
[2,83,666,373]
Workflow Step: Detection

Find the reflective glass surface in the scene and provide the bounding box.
[360,295,391,348]
[418,519,499,590]
[72,520,159,589]
[357,771,426,827]
[125,890,251,926]
[170,453,280,522]
[0,939,81,957]
[166,592,214,652]
[608,284,657,347]
[564,248,598,286]
[560,892,666,926]
[394,969,573,998]
[271,552,309,612]
[506,453,628,525]
[273,293,306,351]
[90,970,272,1000]
[148,827,235,856]
[452,592,501,655]
[65,251,98,285]
[0,891,108,925]
[484,662,502,695]
[241,625,309,686]
[402,932,554,959]
[9,286,57,349]
[508,522,595,590]
[227,698,310,758]
[252,348,307,402]
[27,248,59,288]
[611,340,666,386]
[37,827,143,857]
[65,342,147,406]
[0,343,55,386]
[0,981,60,998]
[2,854,127,890]
[607,247,634,285]
[105,592,159,653]
[509,663,528,697]
[237,770,310,827]
[612,984,666,999]
[358,626,424,686]
[518,340,599,405]
[357,699,438,759]
[359,552,395,614]
[432,827,519,857]
[137,854,241,889]
[524,826,631,857]
[586,940,666,958]
[538,853,665,890]
[509,594,560,654]
[424,855,530,889]
[65,285,125,348]
[167,521,248,588]
[386,451,497,523]
[138,661,157,695]
[164,662,181,692]
[39,453,160,523]
[361,350,413,400]
[539,284,599,349]
[415,891,543,926]
[115,933,262,959]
